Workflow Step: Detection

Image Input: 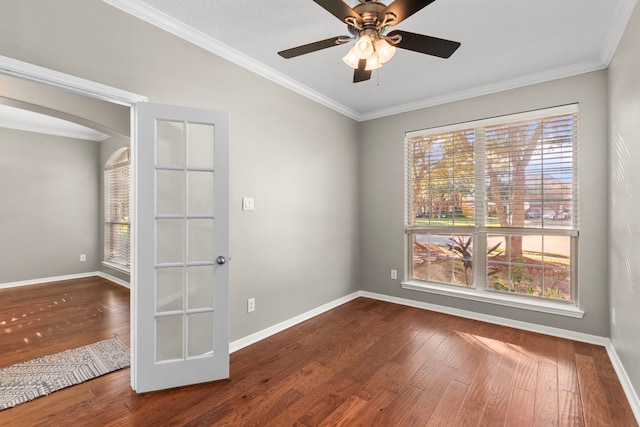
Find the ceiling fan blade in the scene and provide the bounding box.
[278,36,350,59]
[388,30,460,58]
[380,0,436,26]
[313,0,360,24]
[353,59,372,83]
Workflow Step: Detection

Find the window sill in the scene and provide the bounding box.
[401,280,584,319]
[102,261,131,275]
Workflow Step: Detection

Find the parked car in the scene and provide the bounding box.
[543,210,569,220]
[525,209,540,219]
[416,208,432,218]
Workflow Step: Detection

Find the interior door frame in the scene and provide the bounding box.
[0,54,147,389]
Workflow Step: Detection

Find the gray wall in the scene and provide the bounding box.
[609,1,640,408]
[1,73,133,283]
[0,127,100,283]
[0,0,359,341]
[359,70,610,336]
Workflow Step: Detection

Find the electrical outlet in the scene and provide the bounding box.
[80,254,86,262]
[247,298,255,313]
[391,269,398,280]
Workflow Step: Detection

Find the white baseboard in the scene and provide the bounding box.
[229,291,361,353]
[0,271,131,290]
[0,272,98,290]
[359,290,610,345]
[96,271,130,289]
[605,341,640,424]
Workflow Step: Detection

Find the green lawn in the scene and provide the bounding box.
[416,216,501,226]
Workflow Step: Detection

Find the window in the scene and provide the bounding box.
[405,105,578,310]
[104,148,131,272]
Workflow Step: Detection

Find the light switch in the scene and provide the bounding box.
[242,197,255,211]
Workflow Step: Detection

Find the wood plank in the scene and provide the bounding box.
[409,358,458,393]
[343,388,397,426]
[207,361,323,426]
[464,344,503,408]
[454,401,485,427]
[366,384,423,427]
[515,351,539,393]
[296,376,364,426]
[533,361,559,426]
[557,339,580,393]
[574,353,614,426]
[506,387,535,426]
[600,377,639,427]
[402,387,447,427]
[537,334,559,365]
[426,380,470,426]
[317,394,369,427]
[558,389,585,427]
[356,361,403,400]
[479,344,520,426]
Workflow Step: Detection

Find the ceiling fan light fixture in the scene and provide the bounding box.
[365,51,382,70]
[342,47,360,69]
[353,34,374,59]
[277,0,461,84]
[374,38,396,64]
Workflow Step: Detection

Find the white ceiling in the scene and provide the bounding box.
[107,0,637,121]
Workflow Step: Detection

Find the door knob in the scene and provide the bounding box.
[216,256,227,265]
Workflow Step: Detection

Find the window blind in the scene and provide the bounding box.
[484,112,578,231]
[406,106,578,232]
[104,149,131,269]
[406,128,475,226]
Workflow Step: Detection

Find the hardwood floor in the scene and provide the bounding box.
[0,277,636,426]
[0,276,129,367]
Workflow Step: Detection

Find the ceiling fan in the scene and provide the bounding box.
[277,0,461,83]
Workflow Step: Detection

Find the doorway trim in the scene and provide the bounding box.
[0,55,147,105]
[0,54,146,390]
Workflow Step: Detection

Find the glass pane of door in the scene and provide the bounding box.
[154,117,216,366]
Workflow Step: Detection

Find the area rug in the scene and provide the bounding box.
[0,336,129,411]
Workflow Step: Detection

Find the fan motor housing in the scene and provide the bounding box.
[353,1,387,28]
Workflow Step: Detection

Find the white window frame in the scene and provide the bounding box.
[402,104,584,318]
[103,147,131,273]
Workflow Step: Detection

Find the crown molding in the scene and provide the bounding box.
[600,0,639,65]
[101,0,360,121]
[359,60,608,121]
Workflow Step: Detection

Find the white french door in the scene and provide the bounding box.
[132,102,229,393]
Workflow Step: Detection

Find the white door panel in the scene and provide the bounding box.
[133,102,229,393]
